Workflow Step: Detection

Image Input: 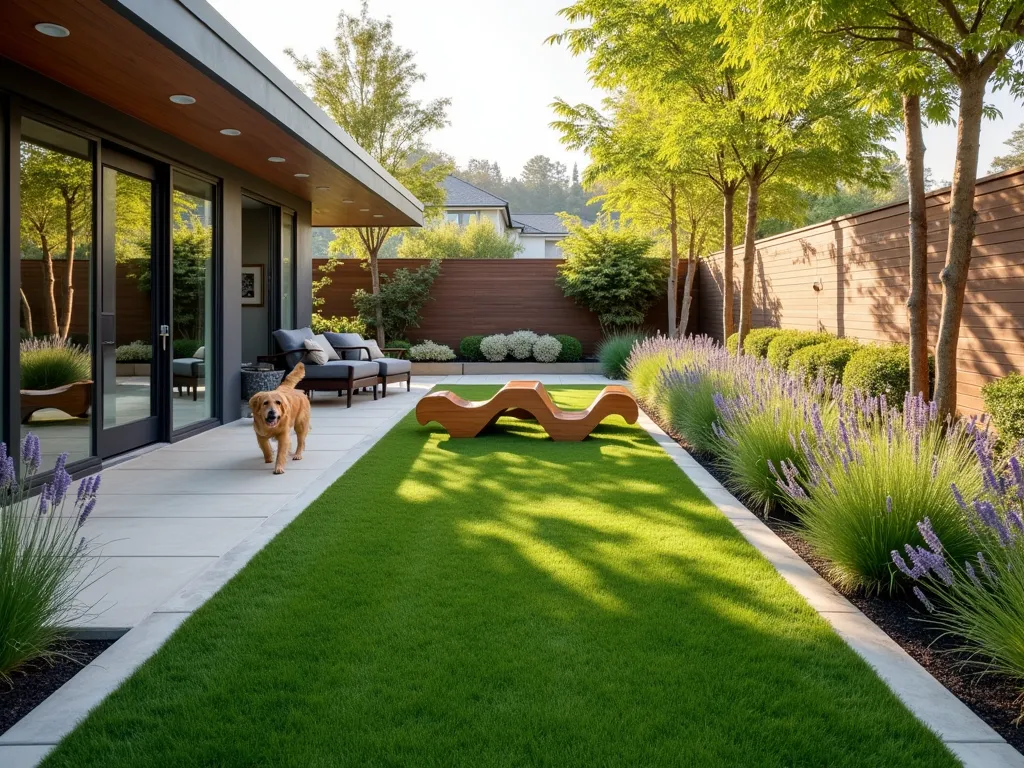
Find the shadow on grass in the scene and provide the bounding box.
[40,387,957,768]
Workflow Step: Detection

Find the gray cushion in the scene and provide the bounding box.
[375,357,411,376]
[173,358,204,378]
[273,327,315,369]
[300,360,379,380]
[323,332,367,361]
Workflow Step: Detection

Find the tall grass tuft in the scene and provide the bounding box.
[714,367,837,515]
[0,435,102,679]
[20,337,91,390]
[775,394,981,594]
[893,438,1024,718]
[598,330,645,379]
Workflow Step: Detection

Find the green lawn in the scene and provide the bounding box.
[44,386,955,766]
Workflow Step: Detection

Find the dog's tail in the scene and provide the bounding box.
[282,362,305,390]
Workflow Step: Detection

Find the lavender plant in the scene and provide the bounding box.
[0,434,101,678]
[713,367,837,514]
[775,394,981,593]
[626,335,680,402]
[893,433,1024,714]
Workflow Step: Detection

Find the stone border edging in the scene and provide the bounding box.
[0,388,432,768]
[636,410,1024,768]
[411,361,604,375]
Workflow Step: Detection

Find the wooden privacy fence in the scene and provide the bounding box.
[697,166,1024,416]
[316,258,696,354]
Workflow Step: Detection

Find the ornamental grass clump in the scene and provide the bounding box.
[532,335,562,363]
[479,334,508,362]
[713,367,837,515]
[21,337,92,390]
[893,437,1024,715]
[626,335,678,402]
[0,435,102,679]
[775,393,981,594]
[507,330,539,360]
[598,330,645,379]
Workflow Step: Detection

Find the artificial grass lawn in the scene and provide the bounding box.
[44,386,956,767]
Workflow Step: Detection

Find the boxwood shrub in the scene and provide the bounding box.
[555,334,583,363]
[459,335,485,362]
[788,338,861,383]
[742,328,784,358]
[841,343,926,401]
[765,331,833,370]
[982,372,1024,447]
[725,332,739,354]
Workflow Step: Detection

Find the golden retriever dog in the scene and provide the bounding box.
[249,363,310,474]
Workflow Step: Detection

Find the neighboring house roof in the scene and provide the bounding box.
[442,176,510,208]
[511,214,570,236]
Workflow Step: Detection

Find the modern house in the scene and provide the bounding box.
[2,0,422,472]
[442,175,573,259]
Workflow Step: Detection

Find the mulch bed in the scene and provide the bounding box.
[0,639,114,736]
[642,403,1024,754]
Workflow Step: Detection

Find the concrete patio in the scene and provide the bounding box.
[70,373,615,631]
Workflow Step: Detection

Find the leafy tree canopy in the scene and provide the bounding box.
[991,123,1024,172]
[398,219,523,259]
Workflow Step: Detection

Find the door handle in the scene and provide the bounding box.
[159,324,170,351]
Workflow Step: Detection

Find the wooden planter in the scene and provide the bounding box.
[21,380,93,423]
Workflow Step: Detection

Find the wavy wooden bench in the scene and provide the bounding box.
[21,380,93,424]
[416,380,638,441]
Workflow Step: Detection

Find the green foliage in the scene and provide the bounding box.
[386,339,411,352]
[533,335,563,363]
[982,373,1024,448]
[456,156,600,221]
[557,215,665,330]
[628,350,670,401]
[20,337,91,390]
[407,341,456,362]
[765,331,833,370]
[115,341,152,364]
[991,123,1024,174]
[788,338,861,382]
[352,260,441,342]
[659,371,731,457]
[725,333,739,354]
[172,339,203,359]
[459,335,485,362]
[555,334,583,363]
[597,331,644,379]
[842,344,922,400]
[0,440,100,679]
[398,220,522,259]
[311,313,366,336]
[742,328,784,358]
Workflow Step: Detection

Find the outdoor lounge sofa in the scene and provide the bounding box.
[259,328,410,407]
[322,332,411,398]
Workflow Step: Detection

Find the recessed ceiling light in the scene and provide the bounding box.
[314,208,324,213]
[169,94,196,105]
[341,199,354,204]
[35,23,70,38]
[359,208,370,212]
[316,186,331,191]
[219,128,241,136]
[373,214,384,218]
[294,173,309,178]
[268,156,286,163]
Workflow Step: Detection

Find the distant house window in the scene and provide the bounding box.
[446,211,478,226]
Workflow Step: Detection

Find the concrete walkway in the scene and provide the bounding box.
[72,374,612,631]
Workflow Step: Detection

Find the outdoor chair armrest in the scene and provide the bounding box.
[330,345,373,360]
[256,349,306,368]
[382,347,407,359]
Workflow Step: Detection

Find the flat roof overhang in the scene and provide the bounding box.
[1,0,424,228]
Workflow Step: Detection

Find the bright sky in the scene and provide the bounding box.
[209,0,1023,186]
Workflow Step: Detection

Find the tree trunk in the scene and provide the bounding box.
[368,238,385,347]
[667,184,679,338]
[722,185,736,341]
[903,93,929,399]
[737,175,760,351]
[40,235,59,336]
[60,199,76,341]
[934,74,986,420]
[20,289,34,338]
[678,229,698,337]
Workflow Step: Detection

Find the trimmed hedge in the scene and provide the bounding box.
[742,328,784,358]
[842,344,912,400]
[726,333,739,354]
[982,373,1024,447]
[555,334,583,363]
[788,338,861,383]
[766,331,833,370]
[459,335,485,362]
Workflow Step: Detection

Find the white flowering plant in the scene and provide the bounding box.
[507,330,539,360]
[533,335,562,363]
[408,341,456,362]
[480,334,509,362]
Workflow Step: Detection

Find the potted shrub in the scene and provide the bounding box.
[20,337,93,423]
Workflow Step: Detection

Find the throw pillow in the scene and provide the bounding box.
[311,334,341,361]
[194,346,205,360]
[364,339,384,360]
[302,338,328,366]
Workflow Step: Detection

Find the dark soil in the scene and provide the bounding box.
[642,402,1024,753]
[0,639,114,736]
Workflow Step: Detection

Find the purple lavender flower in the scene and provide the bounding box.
[22,433,41,470]
[965,561,983,589]
[917,517,944,554]
[951,483,968,512]
[78,497,96,528]
[0,455,14,489]
[886,495,893,515]
[978,551,998,582]
[913,586,935,613]
[50,453,72,505]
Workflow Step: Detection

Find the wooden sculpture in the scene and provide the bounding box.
[416,380,638,441]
